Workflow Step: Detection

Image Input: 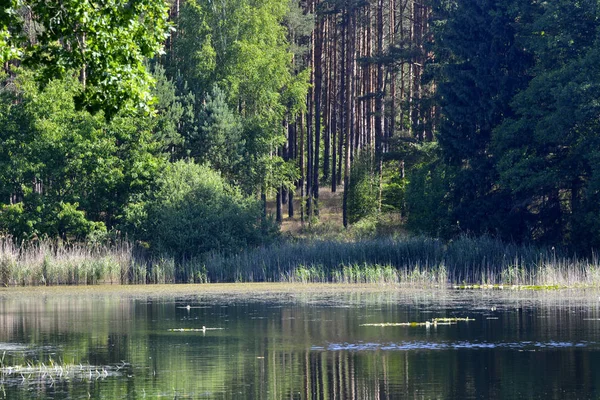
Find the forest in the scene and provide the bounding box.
[1,0,599,284]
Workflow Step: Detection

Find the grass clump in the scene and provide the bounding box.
[0,237,141,286]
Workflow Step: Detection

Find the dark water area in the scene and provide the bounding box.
[1,287,600,399]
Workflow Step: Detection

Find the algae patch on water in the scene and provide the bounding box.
[452,284,565,290]
[361,317,474,327]
[0,360,126,385]
[168,327,224,332]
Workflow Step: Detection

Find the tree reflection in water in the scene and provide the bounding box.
[0,288,599,399]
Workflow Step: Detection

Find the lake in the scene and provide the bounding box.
[0,284,599,399]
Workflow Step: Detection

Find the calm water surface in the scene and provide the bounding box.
[1,285,600,399]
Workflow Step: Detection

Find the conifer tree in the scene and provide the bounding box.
[432,0,531,236]
[494,0,600,248]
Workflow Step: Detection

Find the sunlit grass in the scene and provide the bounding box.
[0,238,130,286]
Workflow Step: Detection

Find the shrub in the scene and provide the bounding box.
[346,152,378,224]
[0,201,105,242]
[405,159,453,238]
[125,160,275,259]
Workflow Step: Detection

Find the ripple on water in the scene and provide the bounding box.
[321,340,595,351]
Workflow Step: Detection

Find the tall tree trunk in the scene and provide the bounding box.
[411,0,423,140]
[299,114,306,224]
[313,11,323,217]
[375,0,385,210]
[79,32,87,89]
[276,189,283,222]
[331,17,338,193]
[306,66,314,220]
[350,12,358,162]
[288,121,295,218]
[323,16,331,183]
[343,9,354,228]
[337,15,346,189]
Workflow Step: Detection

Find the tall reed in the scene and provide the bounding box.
[0,237,136,286]
[202,236,600,286]
[2,235,600,287]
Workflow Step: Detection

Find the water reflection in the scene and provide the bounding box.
[0,288,599,399]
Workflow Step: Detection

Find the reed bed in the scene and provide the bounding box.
[280,263,448,286]
[0,237,177,286]
[203,236,600,287]
[1,235,599,287]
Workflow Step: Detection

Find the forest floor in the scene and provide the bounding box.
[267,188,344,237]
[267,187,406,239]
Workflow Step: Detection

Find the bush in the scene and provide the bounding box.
[381,162,408,214]
[405,159,454,238]
[125,160,275,259]
[0,201,105,242]
[346,152,378,224]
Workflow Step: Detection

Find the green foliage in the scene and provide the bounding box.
[168,0,307,194]
[405,155,453,238]
[493,0,600,249]
[0,2,22,63]
[1,0,172,117]
[346,153,378,225]
[431,0,532,236]
[151,64,185,155]
[55,202,106,240]
[381,162,407,214]
[283,0,314,67]
[125,161,275,260]
[186,85,244,182]
[0,200,106,241]
[348,215,380,239]
[0,204,29,240]
[0,72,166,240]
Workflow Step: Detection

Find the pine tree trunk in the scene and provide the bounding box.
[337,16,346,189]
[276,188,283,222]
[343,9,354,228]
[323,17,331,183]
[313,12,323,217]
[288,121,295,218]
[299,114,306,224]
[331,19,338,193]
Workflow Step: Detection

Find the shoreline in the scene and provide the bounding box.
[1,281,600,297]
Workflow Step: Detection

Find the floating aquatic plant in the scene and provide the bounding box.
[168,327,224,332]
[361,317,474,328]
[0,358,125,384]
[453,284,564,291]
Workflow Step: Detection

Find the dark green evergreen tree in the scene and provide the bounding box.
[189,85,245,184]
[494,0,600,249]
[151,64,185,157]
[432,0,532,237]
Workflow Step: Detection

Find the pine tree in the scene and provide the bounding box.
[494,0,600,248]
[432,0,532,236]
